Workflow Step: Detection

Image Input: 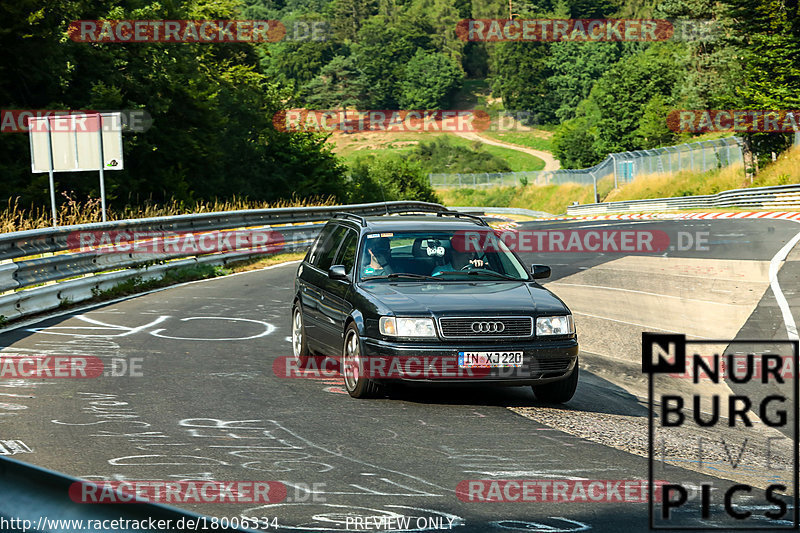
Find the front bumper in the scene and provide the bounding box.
[360,336,579,385]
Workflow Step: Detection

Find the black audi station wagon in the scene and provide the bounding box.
[292,212,579,401]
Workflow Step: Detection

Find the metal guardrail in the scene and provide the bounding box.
[567,184,800,215]
[0,201,446,323]
[0,455,254,532]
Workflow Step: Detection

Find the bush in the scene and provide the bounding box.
[347,156,439,204]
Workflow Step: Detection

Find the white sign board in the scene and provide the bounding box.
[29,113,123,173]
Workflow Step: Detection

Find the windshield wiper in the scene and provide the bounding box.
[363,273,439,281]
[463,270,521,280]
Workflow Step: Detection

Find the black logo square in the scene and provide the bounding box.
[642,333,686,374]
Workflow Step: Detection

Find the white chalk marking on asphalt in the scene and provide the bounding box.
[268,419,449,493]
[0,439,33,455]
[0,403,27,410]
[149,316,275,341]
[769,228,800,340]
[490,517,591,532]
[26,315,170,338]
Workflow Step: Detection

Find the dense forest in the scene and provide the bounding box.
[1,0,798,208]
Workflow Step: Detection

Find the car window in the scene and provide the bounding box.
[306,224,337,267]
[316,225,349,271]
[334,229,358,276]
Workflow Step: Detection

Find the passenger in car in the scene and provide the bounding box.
[432,234,485,275]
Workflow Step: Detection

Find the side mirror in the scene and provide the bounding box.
[530,264,551,279]
[328,264,349,281]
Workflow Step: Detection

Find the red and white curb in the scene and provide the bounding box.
[536,211,800,222]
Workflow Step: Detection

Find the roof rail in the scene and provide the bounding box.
[333,212,367,227]
[435,211,489,226]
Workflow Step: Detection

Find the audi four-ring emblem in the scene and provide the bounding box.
[471,321,505,333]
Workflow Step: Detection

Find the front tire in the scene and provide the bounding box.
[532,359,579,403]
[342,325,380,398]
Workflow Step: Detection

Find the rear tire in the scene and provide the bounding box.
[532,359,579,403]
[342,325,380,398]
[292,305,312,368]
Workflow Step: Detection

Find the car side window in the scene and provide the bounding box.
[316,225,348,271]
[334,230,358,276]
[307,225,336,266]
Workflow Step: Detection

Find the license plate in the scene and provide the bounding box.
[458,351,523,368]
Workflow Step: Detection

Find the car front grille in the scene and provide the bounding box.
[438,316,533,339]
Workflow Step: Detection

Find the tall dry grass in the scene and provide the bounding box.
[0,192,337,233]
[752,144,800,187]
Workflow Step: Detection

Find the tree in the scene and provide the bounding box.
[326,0,378,41]
[580,44,681,155]
[723,0,800,174]
[490,42,556,124]
[301,55,369,109]
[635,94,677,149]
[398,51,463,109]
[0,0,348,208]
[552,117,602,169]
[351,15,435,108]
[546,42,625,122]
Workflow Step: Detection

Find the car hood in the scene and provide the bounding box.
[359,281,568,316]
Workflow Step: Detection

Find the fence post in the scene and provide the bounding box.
[611,154,618,189]
[592,171,598,203]
[702,142,707,170]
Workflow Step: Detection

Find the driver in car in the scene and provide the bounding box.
[361,236,393,276]
[432,234,485,276]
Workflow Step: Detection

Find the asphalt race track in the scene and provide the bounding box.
[1,217,800,532]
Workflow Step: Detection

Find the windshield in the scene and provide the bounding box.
[358,230,529,281]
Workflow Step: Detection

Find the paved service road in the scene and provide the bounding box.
[1,218,799,532]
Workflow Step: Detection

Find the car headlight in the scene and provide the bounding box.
[379,317,436,337]
[536,315,574,336]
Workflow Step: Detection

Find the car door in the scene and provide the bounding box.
[317,228,358,354]
[298,224,347,352]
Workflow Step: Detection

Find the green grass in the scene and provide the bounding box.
[480,131,554,152]
[478,142,545,171]
[437,182,599,215]
[90,264,230,302]
[341,133,545,171]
